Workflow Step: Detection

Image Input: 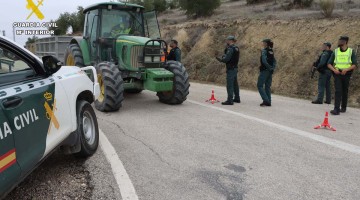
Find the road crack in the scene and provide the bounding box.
[98,118,179,172]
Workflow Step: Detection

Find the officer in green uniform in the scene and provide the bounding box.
[258,39,276,107]
[312,42,333,104]
[328,36,357,115]
[216,36,240,105]
[167,40,181,62]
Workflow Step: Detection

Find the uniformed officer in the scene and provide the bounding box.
[328,36,357,115]
[111,23,131,37]
[258,39,276,107]
[312,42,333,104]
[167,40,181,62]
[216,36,240,105]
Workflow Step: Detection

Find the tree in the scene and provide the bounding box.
[153,0,167,12]
[127,0,167,12]
[179,0,220,18]
[49,6,85,35]
[168,0,180,9]
[26,36,38,45]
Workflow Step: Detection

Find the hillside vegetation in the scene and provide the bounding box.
[160,0,360,107]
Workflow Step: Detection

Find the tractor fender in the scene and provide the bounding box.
[69,37,91,66]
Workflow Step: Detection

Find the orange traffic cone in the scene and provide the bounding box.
[314,112,336,131]
[206,90,220,104]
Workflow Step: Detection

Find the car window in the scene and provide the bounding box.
[0,47,32,74]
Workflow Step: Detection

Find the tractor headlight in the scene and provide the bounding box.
[144,56,152,63]
[153,56,161,62]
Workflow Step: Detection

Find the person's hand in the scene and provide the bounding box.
[341,69,348,75]
[333,69,341,75]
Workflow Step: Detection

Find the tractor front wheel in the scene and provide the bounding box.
[95,62,124,112]
[64,44,84,67]
[157,61,190,105]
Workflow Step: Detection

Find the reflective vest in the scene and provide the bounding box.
[111,25,131,37]
[334,48,353,69]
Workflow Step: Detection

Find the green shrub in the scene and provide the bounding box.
[179,0,221,18]
[319,0,335,18]
[293,0,314,7]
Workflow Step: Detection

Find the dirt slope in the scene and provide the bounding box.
[161,17,360,107]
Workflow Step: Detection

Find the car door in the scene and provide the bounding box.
[0,38,70,179]
[0,92,21,197]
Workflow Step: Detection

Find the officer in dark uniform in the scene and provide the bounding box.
[216,36,240,105]
[312,42,333,104]
[167,40,181,62]
[328,36,357,115]
[258,39,276,107]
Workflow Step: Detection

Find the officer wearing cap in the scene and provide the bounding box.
[328,36,357,115]
[258,39,276,107]
[216,36,241,105]
[312,42,333,104]
[167,40,181,62]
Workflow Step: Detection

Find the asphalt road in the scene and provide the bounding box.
[6,82,360,200]
[96,82,360,200]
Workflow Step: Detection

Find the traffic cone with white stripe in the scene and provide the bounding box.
[314,112,336,131]
[206,90,220,104]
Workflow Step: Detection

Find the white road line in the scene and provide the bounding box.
[188,100,360,155]
[99,130,139,200]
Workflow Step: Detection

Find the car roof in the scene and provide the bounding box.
[0,36,43,64]
[84,2,144,13]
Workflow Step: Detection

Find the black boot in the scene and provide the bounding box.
[340,108,346,113]
[233,99,241,103]
[222,101,234,105]
[260,101,271,107]
[330,109,340,115]
[312,100,323,104]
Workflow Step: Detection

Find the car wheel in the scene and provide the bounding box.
[75,100,99,157]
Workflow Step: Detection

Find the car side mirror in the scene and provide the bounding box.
[42,55,62,75]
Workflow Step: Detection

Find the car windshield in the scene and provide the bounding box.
[101,9,144,38]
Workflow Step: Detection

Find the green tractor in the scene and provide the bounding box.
[64,2,190,112]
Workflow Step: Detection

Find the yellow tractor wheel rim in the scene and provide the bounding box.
[66,54,75,66]
[97,74,105,103]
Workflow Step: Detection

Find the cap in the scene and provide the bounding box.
[323,42,331,47]
[227,36,236,41]
[262,38,271,43]
[339,36,349,41]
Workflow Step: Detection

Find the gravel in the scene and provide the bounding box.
[6,148,121,200]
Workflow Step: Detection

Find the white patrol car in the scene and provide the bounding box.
[0,36,100,198]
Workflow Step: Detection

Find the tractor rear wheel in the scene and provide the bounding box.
[95,62,124,112]
[64,44,84,67]
[157,61,190,105]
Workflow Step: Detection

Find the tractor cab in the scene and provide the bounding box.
[83,2,162,65]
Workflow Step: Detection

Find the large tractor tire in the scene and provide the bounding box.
[64,44,84,67]
[157,61,190,105]
[95,62,124,112]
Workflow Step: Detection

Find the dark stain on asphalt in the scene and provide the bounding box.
[197,170,245,200]
[224,164,246,173]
